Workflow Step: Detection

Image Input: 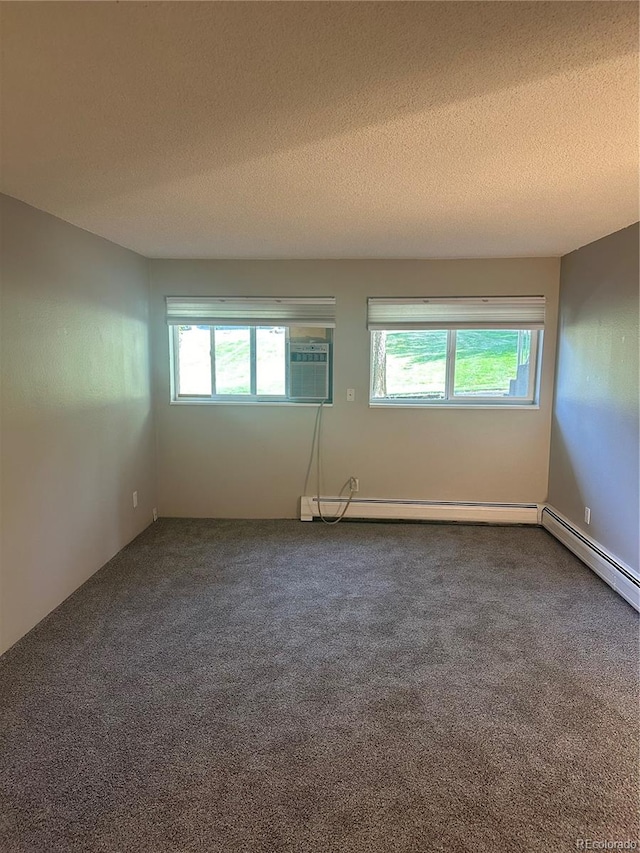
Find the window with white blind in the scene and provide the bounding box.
[167,297,335,403]
[368,297,545,406]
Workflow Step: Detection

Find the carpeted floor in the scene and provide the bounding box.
[0,520,638,853]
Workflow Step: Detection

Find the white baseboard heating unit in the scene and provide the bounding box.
[541,505,639,612]
[300,497,540,526]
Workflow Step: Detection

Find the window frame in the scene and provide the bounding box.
[369,327,542,408]
[169,324,333,404]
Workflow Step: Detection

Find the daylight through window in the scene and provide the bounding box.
[368,297,545,406]
[167,297,335,403]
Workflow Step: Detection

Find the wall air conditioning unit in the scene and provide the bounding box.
[288,342,330,401]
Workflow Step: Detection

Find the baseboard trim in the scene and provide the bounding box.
[541,505,639,611]
[300,497,540,525]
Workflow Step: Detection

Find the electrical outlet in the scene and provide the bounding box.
[350,476,359,492]
[152,507,158,522]
[132,491,138,509]
[346,388,356,402]
[584,506,591,525]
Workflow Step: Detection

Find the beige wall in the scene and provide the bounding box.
[150,258,560,518]
[4,191,634,649]
[0,195,156,653]
[548,223,639,572]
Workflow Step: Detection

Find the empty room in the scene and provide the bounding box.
[1,2,638,851]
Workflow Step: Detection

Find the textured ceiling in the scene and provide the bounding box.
[1,1,638,258]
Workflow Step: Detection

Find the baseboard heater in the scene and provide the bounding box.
[300,497,540,525]
[541,505,639,611]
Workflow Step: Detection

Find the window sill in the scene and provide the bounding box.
[170,400,333,407]
[369,402,540,410]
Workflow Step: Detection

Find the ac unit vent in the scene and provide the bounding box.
[288,343,330,401]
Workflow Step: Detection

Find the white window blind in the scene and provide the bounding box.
[166,296,336,328]
[367,296,546,330]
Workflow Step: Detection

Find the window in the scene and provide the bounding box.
[368,297,545,406]
[167,297,335,403]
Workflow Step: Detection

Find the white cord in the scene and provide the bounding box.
[315,401,355,525]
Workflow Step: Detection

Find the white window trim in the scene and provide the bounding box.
[169,324,333,404]
[369,329,542,408]
[170,400,334,408]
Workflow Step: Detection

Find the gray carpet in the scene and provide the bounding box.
[0,520,638,853]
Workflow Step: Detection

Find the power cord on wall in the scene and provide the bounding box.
[303,401,355,525]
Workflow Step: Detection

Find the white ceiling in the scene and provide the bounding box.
[1,1,638,259]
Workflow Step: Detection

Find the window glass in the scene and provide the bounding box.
[177,325,212,395]
[371,330,447,400]
[172,324,332,403]
[370,328,539,405]
[214,327,251,395]
[256,327,286,395]
[453,330,531,398]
